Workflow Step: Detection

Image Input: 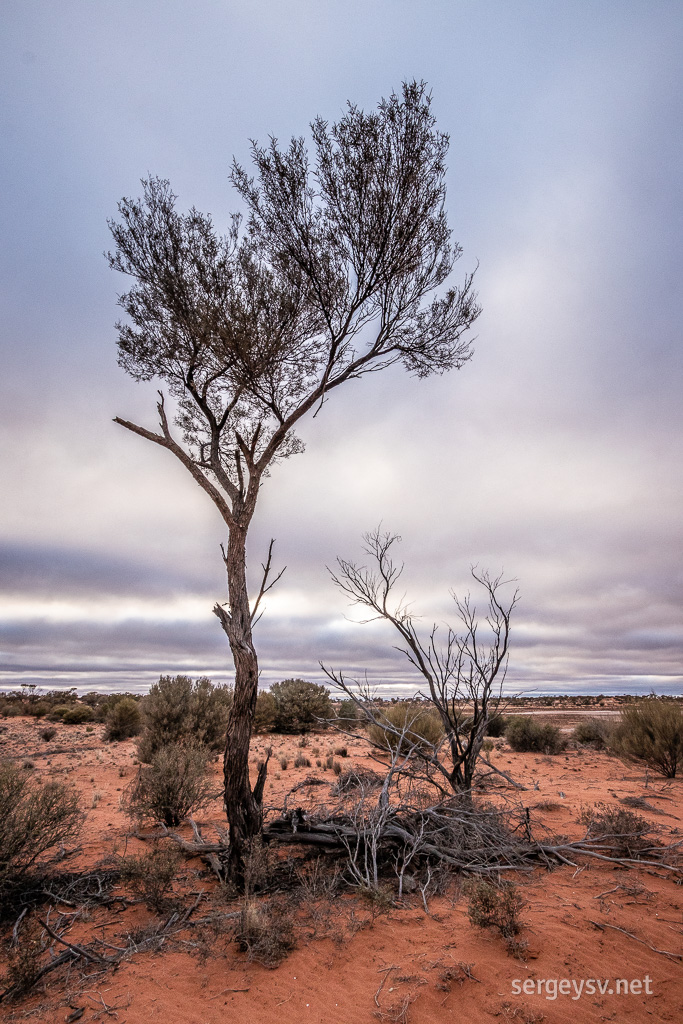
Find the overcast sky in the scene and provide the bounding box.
[1,1,682,696]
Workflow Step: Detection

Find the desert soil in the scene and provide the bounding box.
[1,713,681,1024]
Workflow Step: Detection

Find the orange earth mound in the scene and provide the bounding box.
[1,714,682,1024]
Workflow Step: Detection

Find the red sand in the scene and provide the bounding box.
[1,716,682,1024]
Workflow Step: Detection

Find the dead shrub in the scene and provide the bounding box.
[118,844,181,910]
[39,727,57,742]
[123,743,214,826]
[332,767,383,794]
[465,877,524,938]
[236,898,296,966]
[294,754,311,769]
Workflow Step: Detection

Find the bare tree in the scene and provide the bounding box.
[325,528,519,794]
[107,82,480,881]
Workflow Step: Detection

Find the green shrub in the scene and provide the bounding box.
[573,717,613,749]
[578,802,653,858]
[105,697,143,741]
[485,714,509,738]
[334,699,361,727]
[1,704,23,718]
[367,702,444,755]
[118,845,181,911]
[0,760,81,892]
[137,675,233,762]
[611,699,683,778]
[60,705,94,725]
[270,679,332,733]
[254,690,277,733]
[47,705,74,722]
[505,716,566,754]
[465,878,524,938]
[124,743,214,826]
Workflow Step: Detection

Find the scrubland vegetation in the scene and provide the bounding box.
[1,680,682,1016]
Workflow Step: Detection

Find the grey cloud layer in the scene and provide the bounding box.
[1,1,681,694]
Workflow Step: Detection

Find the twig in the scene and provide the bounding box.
[589,920,682,961]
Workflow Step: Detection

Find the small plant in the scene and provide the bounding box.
[123,743,214,826]
[1,918,45,998]
[485,714,509,738]
[236,898,296,966]
[118,844,181,911]
[270,678,332,734]
[253,690,277,733]
[573,717,612,749]
[105,697,143,741]
[332,767,383,794]
[39,727,57,742]
[332,760,342,775]
[294,754,311,769]
[60,705,94,725]
[0,760,81,896]
[578,802,653,858]
[611,699,683,778]
[136,674,233,762]
[367,702,444,755]
[334,745,348,757]
[465,878,524,938]
[279,756,289,770]
[506,717,566,755]
[91,790,103,808]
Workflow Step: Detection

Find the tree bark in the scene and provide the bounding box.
[213,522,266,884]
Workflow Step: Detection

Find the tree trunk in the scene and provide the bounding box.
[214,522,267,885]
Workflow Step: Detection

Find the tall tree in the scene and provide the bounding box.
[107,81,480,880]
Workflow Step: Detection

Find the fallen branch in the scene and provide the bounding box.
[589,920,682,961]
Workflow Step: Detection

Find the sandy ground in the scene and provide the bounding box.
[1,714,682,1024]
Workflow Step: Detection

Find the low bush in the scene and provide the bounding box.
[578,802,654,858]
[0,760,81,894]
[270,679,332,733]
[60,705,94,725]
[333,699,361,727]
[465,878,524,938]
[505,716,566,754]
[105,697,143,741]
[332,767,383,794]
[1,918,46,998]
[123,743,214,827]
[368,702,444,755]
[118,844,181,911]
[254,690,277,733]
[610,699,683,778]
[236,898,296,966]
[485,714,510,738]
[573,717,613,749]
[39,726,57,742]
[137,675,233,762]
